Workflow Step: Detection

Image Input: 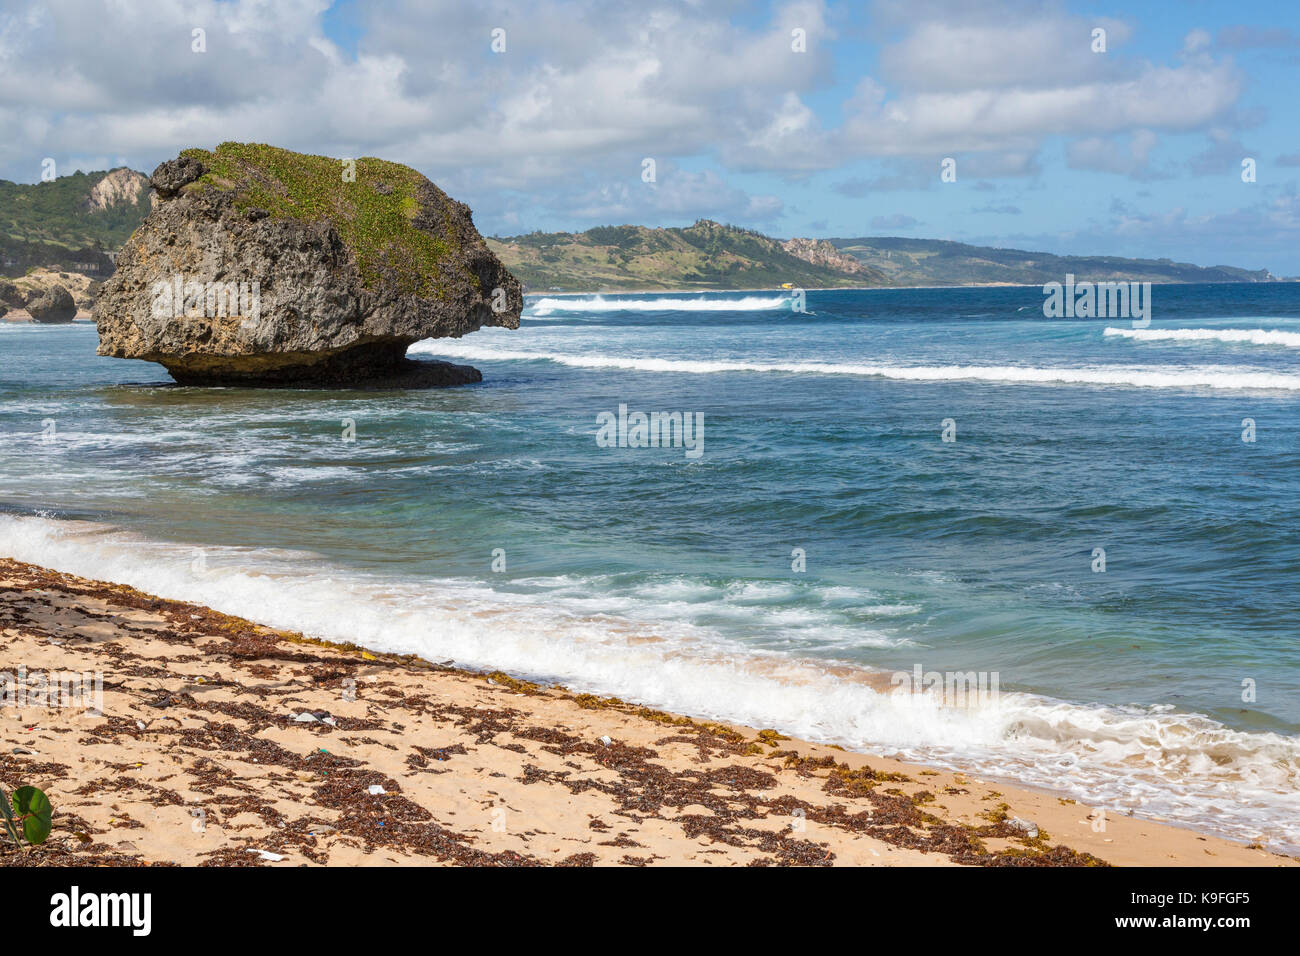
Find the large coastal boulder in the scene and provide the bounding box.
[0,279,24,310]
[94,143,522,386]
[26,284,77,323]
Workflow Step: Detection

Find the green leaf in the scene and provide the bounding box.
[12,786,52,845]
[0,785,22,845]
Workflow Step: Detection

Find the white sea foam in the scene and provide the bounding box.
[527,294,792,315]
[857,603,922,616]
[411,341,1300,391]
[1105,327,1300,348]
[4,513,1298,850]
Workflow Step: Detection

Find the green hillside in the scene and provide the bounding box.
[0,166,1285,290]
[831,237,1276,286]
[489,222,1281,292]
[487,220,884,292]
[0,168,151,277]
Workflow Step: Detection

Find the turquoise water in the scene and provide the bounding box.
[3,283,1299,847]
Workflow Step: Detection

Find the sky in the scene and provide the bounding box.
[1,0,1298,273]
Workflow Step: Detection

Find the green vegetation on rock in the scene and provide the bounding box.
[181,142,455,298]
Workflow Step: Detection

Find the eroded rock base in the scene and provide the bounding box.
[164,356,482,389]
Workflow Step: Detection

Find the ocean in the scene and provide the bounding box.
[2,283,1299,849]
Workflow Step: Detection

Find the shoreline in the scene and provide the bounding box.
[1,556,1291,867]
[1,310,94,323]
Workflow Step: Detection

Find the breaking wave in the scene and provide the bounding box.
[411,342,1300,391]
[3,512,1298,850]
[1105,327,1300,348]
[527,294,793,315]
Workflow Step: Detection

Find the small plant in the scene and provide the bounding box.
[0,783,52,848]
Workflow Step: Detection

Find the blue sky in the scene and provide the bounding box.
[2,0,1298,272]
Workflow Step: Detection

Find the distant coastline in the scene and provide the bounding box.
[1,167,1284,293]
[489,220,1281,293]
[521,278,1297,297]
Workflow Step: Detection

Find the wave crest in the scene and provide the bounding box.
[1105,327,1300,348]
[4,513,1298,850]
[411,342,1300,391]
[527,294,792,315]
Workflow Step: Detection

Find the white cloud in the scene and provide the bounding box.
[724,2,1241,177]
[0,0,829,227]
[871,213,919,229]
[1067,129,1162,179]
[1182,29,1213,56]
[562,166,784,224]
[1187,128,1252,175]
[877,17,1135,93]
[0,0,1257,234]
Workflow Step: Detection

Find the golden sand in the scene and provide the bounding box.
[1,557,1291,867]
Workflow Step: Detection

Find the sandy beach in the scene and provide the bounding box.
[1,311,94,322]
[0,557,1290,868]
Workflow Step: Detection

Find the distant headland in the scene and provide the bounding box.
[0,165,1289,298]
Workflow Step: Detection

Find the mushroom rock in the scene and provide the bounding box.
[94,143,522,387]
